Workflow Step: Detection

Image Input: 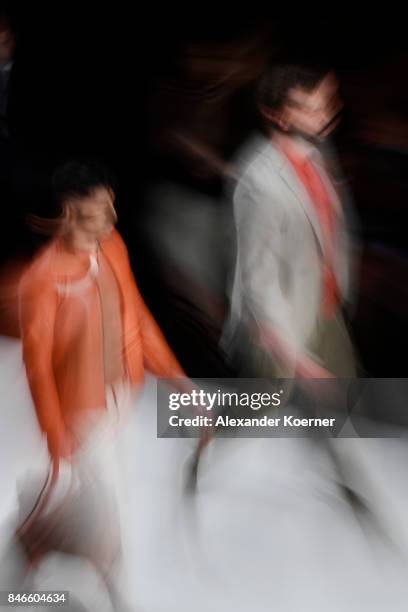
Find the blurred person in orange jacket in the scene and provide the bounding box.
[19,159,185,466]
[13,160,186,609]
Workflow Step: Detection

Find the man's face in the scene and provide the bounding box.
[280,72,342,140]
[70,187,117,241]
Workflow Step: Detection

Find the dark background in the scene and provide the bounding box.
[1,4,407,376]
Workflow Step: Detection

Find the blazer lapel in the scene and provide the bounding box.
[276,152,324,251]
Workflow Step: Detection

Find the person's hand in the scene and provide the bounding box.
[257,323,336,407]
[295,354,341,411]
[257,323,334,379]
[47,428,77,466]
[170,377,197,396]
[295,355,334,379]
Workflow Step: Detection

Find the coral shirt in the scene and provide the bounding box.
[285,151,339,318]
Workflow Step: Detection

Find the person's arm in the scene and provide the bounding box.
[19,272,73,463]
[112,231,186,379]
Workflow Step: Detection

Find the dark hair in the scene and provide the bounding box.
[257,61,331,115]
[52,159,116,206]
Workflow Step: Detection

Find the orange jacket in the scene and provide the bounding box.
[19,229,184,459]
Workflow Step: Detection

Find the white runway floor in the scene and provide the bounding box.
[1,337,408,611]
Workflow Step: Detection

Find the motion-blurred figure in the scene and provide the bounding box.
[223,62,358,380]
[13,160,185,610]
[139,31,269,377]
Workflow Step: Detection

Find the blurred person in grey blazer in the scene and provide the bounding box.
[223,61,359,381]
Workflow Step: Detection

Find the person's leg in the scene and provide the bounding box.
[72,384,136,611]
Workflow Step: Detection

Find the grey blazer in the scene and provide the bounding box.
[224,134,354,358]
